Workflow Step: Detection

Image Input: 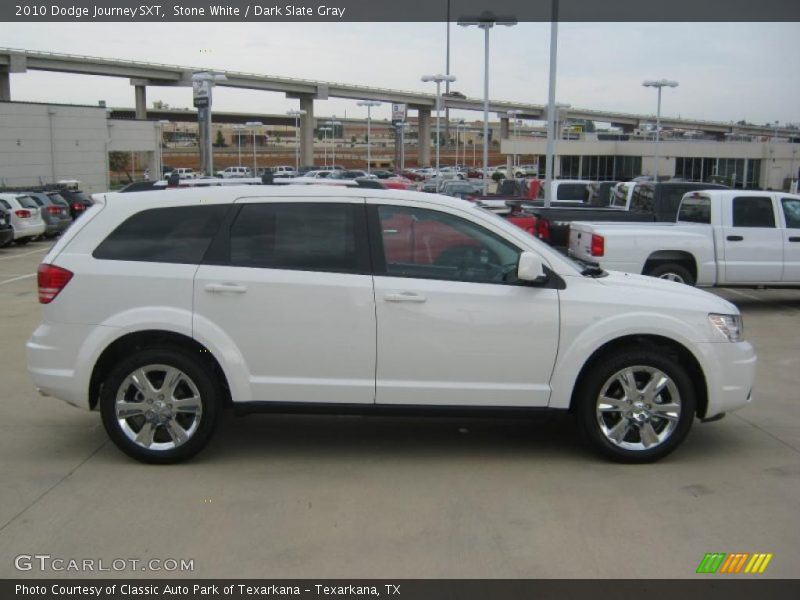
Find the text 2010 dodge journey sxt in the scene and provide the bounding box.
[27,186,756,463]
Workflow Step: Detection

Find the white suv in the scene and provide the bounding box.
[217,166,252,179]
[27,186,756,463]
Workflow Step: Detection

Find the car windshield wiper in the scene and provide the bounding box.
[580,265,607,278]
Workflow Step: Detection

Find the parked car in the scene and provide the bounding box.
[439,180,482,199]
[371,170,394,179]
[0,193,46,244]
[327,170,377,180]
[569,190,800,287]
[0,206,15,247]
[58,188,94,219]
[269,166,298,178]
[24,191,72,237]
[28,186,756,464]
[216,166,252,179]
[166,168,197,180]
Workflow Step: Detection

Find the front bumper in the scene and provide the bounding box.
[695,341,757,418]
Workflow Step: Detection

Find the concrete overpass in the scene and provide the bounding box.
[1,47,795,166]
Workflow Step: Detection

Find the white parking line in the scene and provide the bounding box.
[722,288,763,301]
[0,247,50,261]
[0,273,35,286]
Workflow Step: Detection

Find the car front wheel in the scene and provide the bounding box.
[576,349,696,462]
[100,347,222,463]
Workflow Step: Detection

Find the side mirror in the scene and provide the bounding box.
[517,251,548,283]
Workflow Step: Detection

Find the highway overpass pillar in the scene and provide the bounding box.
[417,107,431,167]
[0,71,10,102]
[134,85,147,119]
[299,95,315,167]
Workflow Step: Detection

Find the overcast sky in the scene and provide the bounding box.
[3,22,799,126]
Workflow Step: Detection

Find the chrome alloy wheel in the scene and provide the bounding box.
[657,272,686,283]
[114,364,203,451]
[595,366,682,451]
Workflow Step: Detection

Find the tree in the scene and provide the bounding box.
[214,130,226,147]
[108,151,131,182]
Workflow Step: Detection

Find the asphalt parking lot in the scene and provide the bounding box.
[0,240,798,579]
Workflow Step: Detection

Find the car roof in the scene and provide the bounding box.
[98,183,478,212]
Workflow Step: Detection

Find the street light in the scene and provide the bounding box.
[318,126,332,167]
[357,100,381,174]
[156,119,170,179]
[245,121,263,175]
[286,109,306,172]
[421,74,456,178]
[232,124,246,168]
[459,11,517,194]
[642,79,679,181]
[325,116,342,168]
[507,109,522,168]
[455,119,466,170]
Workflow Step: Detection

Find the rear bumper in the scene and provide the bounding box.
[27,321,124,410]
[696,341,757,418]
[43,219,71,235]
[13,221,45,240]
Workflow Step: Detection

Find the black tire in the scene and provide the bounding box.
[646,263,695,286]
[575,348,696,463]
[15,237,31,245]
[100,347,222,464]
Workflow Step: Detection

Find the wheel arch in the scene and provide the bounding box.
[567,334,708,419]
[89,330,232,411]
[643,251,698,281]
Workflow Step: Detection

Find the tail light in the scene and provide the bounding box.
[72,203,86,212]
[46,206,61,215]
[591,234,605,257]
[37,264,73,304]
[15,209,32,218]
[537,217,551,242]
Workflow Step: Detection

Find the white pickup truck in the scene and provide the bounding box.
[569,190,800,286]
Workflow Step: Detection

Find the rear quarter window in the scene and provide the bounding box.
[93,205,230,264]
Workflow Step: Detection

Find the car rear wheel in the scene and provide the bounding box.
[646,263,695,286]
[15,237,31,245]
[100,347,222,463]
[576,349,695,463]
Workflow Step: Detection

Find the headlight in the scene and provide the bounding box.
[709,313,743,342]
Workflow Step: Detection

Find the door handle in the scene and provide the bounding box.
[726,235,744,242]
[384,292,427,303]
[789,237,800,242]
[204,283,248,294]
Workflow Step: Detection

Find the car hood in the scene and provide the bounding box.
[597,270,738,314]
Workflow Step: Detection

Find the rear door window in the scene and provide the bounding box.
[556,184,587,200]
[228,203,368,274]
[732,197,776,228]
[93,205,230,263]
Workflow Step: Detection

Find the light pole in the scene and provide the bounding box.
[156,119,170,179]
[245,121,262,175]
[507,109,522,168]
[286,109,306,172]
[421,74,456,178]
[357,100,381,173]
[774,120,780,142]
[456,119,466,169]
[232,124,246,167]
[642,79,679,181]
[459,11,517,194]
[319,126,332,167]
[191,71,227,177]
[325,117,341,168]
